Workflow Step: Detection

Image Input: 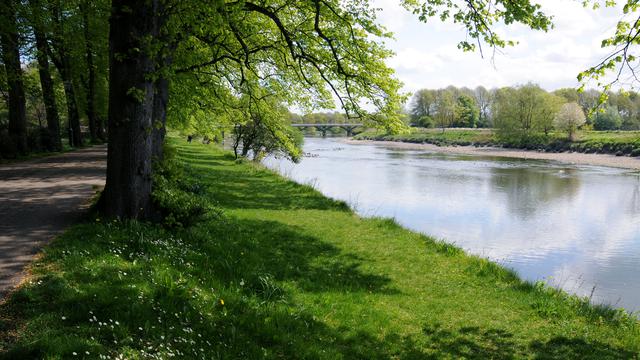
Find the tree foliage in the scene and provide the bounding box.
[410,89,437,126]
[474,86,493,127]
[454,94,479,128]
[409,83,640,133]
[403,0,552,55]
[578,1,640,106]
[492,83,564,142]
[554,102,586,140]
[594,105,624,130]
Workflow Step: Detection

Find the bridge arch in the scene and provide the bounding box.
[290,123,364,137]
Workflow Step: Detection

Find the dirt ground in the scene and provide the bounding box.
[0,145,107,298]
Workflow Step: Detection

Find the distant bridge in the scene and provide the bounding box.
[290,123,365,137]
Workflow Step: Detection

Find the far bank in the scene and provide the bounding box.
[352,129,640,170]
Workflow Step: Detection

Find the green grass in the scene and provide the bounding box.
[356,128,640,156]
[1,137,639,359]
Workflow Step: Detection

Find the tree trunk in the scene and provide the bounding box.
[58,60,83,148]
[49,1,83,148]
[151,77,168,162]
[33,25,63,152]
[0,0,28,155]
[80,1,98,143]
[102,0,163,220]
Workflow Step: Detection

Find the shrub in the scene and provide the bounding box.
[0,131,17,158]
[152,146,220,227]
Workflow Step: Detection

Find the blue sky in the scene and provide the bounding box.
[372,0,627,93]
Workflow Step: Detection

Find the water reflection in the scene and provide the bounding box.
[264,138,640,314]
[489,166,580,219]
[628,175,640,214]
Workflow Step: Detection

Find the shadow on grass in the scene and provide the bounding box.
[1,217,634,359]
[193,217,399,295]
[417,324,637,359]
[0,214,397,358]
[177,150,350,211]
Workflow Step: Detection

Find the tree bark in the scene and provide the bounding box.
[0,0,28,155]
[49,1,83,148]
[58,58,83,147]
[151,77,169,162]
[102,0,164,220]
[33,24,63,152]
[80,1,98,143]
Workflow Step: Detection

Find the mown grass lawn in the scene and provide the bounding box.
[1,138,638,359]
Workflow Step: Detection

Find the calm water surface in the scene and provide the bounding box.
[263,137,640,313]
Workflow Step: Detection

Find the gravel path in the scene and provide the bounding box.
[0,145,107,298]
[346,139,640,170]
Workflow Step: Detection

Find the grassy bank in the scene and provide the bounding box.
[1,138,638,359]
[356,128,640,156]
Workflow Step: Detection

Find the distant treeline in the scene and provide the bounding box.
[409,84,640,132]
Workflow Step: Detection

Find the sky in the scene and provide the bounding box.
[371,0,628,93]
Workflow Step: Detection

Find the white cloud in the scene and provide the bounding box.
[372,0,628,93]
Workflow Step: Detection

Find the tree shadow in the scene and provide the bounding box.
[192,217,399,295]
[177,151,349,211]
[0,275,420,359]
[529,337,638,359]
[0,215,400,358]
[417,323,636,359]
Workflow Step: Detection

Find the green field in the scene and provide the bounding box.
[1,138,638,359]
[356,128,640,156]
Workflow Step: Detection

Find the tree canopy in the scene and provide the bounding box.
[4,0,640,219]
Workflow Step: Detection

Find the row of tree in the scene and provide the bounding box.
[1,0,636,221]
[2,0,417,218]
[0,0,109,157]
[409,84,640,132]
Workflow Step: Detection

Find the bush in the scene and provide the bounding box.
[152,146,220,227]
[0,131,17,158]
[26,127,52,152]
[594,107,623,130]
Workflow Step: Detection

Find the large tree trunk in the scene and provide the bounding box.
[33,25,63,152]
[102,0,164,220]
[80,1,98,143]
[0,0,28,155]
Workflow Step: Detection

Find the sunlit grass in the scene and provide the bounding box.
[1,137,638,359]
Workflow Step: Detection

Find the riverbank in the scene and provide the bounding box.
[1,138,638,358]
[345,138,640,170]
[355,128,640,165]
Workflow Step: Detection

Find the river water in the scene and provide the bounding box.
[263,137,640,313]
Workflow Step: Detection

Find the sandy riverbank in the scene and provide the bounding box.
[344,139,640,170]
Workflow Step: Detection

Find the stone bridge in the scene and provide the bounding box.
[290,123,364,137]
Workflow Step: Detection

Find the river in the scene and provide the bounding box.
[263,137,640,314]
